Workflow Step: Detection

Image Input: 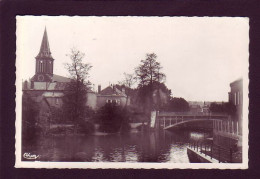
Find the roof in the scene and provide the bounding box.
[36,27,53,59]
[230,78,243,87]
[52,74,71,83]
[99,85,126,97]
[47,82,68,90]
[43,91,64,98]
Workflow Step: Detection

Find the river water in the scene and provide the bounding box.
[23,129,211,163]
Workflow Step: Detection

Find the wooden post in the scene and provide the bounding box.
[211,144,213,159]
[230,148,233,163]
[228,121,230,133]
[231,121,234,134]
[218,145,220,163]
[237,121,239,135]
[163,117,165,128]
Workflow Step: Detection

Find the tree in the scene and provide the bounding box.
[22,92,40,142]
[209,102,236,116]
[96,103,128,133]
[164,97,190,112]
[135,53,166,112]
[62,48,92,133]
[118,72,136,108]
[135,53,165,87]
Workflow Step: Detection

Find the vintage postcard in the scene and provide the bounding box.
[15,16,249,169]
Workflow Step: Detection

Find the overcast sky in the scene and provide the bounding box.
[16,16,249,101]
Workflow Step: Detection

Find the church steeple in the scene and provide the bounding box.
[33,27,55,82]
[37,27,53,58]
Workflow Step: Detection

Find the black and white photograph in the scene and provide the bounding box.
[15,16,248,169]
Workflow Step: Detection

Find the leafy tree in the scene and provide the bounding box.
[96,103,129,133]
[135,53,166,113]
[22,92,40,142]
[62,48,92,133]
[209,102,236,116]
[135,53,165,87]
[164,97,190,112]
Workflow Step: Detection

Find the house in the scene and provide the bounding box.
[228,78,243,135]
[22,27,129,116]
[96,84,129,109]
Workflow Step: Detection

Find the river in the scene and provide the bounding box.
[22,129,211,163]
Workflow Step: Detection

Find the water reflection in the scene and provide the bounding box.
[22,129,211,163]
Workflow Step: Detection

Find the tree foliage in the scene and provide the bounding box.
[134,53,167,113]
[96,103,129,133]
[135,53,165,87]
[22,92,40,141]
[62,48,92,128]
[162,97,190,112]
[209,102,236,115]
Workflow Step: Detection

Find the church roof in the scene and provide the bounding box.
[36,27,53,59]
[52,74,71,83]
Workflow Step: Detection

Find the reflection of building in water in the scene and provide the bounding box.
[213,78,243,149]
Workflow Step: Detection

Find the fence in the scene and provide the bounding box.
[213,119,241,136]
[188,141,234,163]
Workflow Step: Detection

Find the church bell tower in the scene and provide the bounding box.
[32,27,54,82]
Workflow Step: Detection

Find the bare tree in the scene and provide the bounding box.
[63,48,92,133]
[119,72,136,108]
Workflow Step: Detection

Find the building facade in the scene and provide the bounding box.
[23,28,129,117]
[228,78,243,135]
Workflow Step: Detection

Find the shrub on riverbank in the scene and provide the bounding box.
[96,103,130,133]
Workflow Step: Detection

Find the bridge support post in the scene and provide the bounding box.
[237,121,239,135]
[232,121,234,134]
[228,121,230,133]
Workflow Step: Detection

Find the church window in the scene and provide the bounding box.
[40,61,43,72]
[234,93,236,105]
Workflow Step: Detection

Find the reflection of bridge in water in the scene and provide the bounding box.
[157,112,229,130]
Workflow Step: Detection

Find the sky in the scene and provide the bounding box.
[16,16,249,101]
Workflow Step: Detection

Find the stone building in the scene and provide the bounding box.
[212,78,243,150]
[228,78,243,135]
[96,84,129,109]
[23,28,129,115]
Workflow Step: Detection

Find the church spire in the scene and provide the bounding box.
[37,27,53,58]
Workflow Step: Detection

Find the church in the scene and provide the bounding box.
[22,28,129,112]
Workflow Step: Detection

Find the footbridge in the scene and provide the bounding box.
[157,112,229,130]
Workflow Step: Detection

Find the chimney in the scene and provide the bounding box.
[98,85,101,94]
[112,84,116,92]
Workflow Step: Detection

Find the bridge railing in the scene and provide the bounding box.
[188,140,239,163]
[158,111,228,117]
